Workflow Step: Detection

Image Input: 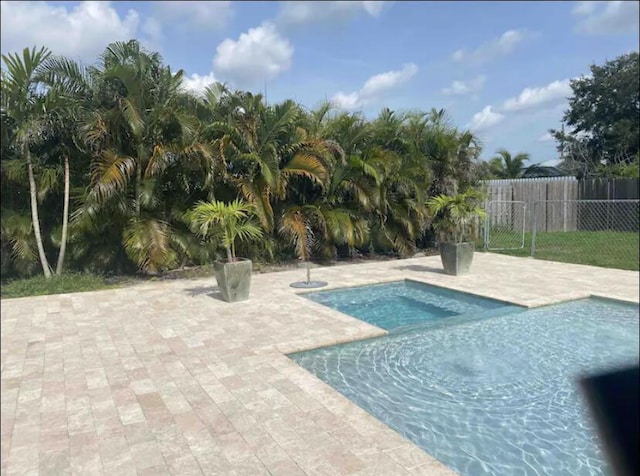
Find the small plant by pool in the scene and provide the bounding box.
[291,284,639,475]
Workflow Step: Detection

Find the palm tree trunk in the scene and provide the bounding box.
[55,154,70,275]
[27,153,52,278]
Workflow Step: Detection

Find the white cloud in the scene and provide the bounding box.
[213,22,293,87]
[330,63,418,110]
[452,29,529,64]
[573,1,639,35]
[467,106,505,132]
[537,132,554,143]
[152,1,232,31]
[572,1,598,16]
[277,1,386,27]
[0,1,140,61]
[502,79,572,112]
[442,75,486,96]
[140,17,163,52]
[451,49,466,62]
[181,72,218,96]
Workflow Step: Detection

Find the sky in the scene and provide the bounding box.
[1,1,638,164]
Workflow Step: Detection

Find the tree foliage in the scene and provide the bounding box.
[488,149,530,179]
[1,40,489,280]
[551,52,639,177]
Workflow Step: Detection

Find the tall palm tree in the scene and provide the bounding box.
[1,46,65,278]
[33,54,95,275]
[490,148,530,179]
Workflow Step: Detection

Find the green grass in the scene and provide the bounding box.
[481,230,639,271]
[0,273,119,299]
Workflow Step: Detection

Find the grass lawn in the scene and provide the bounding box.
[1,251,440,299]
[481,230,639,271]
[0,273,120,299]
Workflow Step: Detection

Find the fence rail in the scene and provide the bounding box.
[483,199,639,271]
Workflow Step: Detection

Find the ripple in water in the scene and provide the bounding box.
[290,298,639,475]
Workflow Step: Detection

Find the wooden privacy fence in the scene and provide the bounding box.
[479,177,579,232]
[579,178,640,200]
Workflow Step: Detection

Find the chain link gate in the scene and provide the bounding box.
[483,201,527,250]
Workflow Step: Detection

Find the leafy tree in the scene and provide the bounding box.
[551,52,639,174]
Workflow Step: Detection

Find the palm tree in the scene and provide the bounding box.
[276,104,372,261]
[490,149,530,179]
[209,94,339,235]
[72,40,219,273]
[1,46,64,278]
[187,199,262,262]
[423,109,479,196]
[428,188,486,244]
[32,54,95,275]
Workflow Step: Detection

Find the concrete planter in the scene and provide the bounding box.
[213,258,252,302]
[439,242,474,276]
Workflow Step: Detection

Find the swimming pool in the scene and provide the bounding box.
[291,285,639,475]
[302,279,521,331]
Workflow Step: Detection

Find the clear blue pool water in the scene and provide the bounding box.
[291,287,640,476]
[302,280,519,331]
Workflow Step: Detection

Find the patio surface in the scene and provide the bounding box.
[2,253,639,475]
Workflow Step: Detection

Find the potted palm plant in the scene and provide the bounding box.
[187,199,263,302]
[427,189,485,276]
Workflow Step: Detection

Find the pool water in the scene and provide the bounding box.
[290,293,639,476]
[302,280,518,331]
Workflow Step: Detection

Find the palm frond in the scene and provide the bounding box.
[36,165,61,201]
[1,158,28,183]
[278,206,314,260]
[90,150,136,202]
[282,153,328,186]
[119,97,145,138]
[122,217,176,274]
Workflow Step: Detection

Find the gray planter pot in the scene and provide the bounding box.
[439,242,474,276]
[213,258,252,302]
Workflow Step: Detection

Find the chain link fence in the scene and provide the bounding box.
[483,201,527,251]
[483,200,639,271]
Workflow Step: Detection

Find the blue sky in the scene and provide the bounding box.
[1,1,638,163]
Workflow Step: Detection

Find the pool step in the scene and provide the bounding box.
[391,305,526,335]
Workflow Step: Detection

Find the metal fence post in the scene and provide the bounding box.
[483,200,489,250]
[530,201,537,257]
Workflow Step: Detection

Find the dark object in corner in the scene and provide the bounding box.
[580,365,639,476]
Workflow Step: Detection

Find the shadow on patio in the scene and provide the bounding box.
[184,285,226,301]
[393,264,445,274]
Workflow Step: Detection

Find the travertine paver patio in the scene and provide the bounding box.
[1,253,639,475]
